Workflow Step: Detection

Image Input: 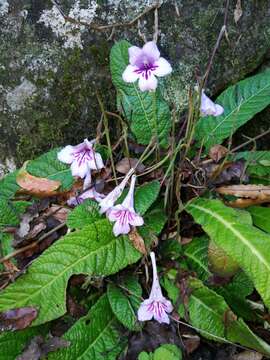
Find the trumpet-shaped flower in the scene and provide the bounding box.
[138,252,173,324]
[57,139,104,179]
[67,187,105,206]
[107,175,143,236]
[99,168,134,214]
[200,90,224,117]
[122,41,172,92]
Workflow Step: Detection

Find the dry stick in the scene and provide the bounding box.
[202,0,230,87]
[51,0,160,32]
[230,128,270,153]
[0,223,66,264]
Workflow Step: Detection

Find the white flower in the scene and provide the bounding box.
[122,41,172,92]
[67,187,105,207]
[57,139,104,180]
[107,175,144,236]
[200,90,224,117]
[99,168,134,214]
[138,252,173,324]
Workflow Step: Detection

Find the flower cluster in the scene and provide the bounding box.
[138,252,173,324]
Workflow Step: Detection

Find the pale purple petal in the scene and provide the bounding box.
[137,300,154,322]
[107,205,125,221]
[70,160,89,178]
[138,73,158,92]
[153,305,170,324]
[214,104,224,116]
[122,65,140,83]
[152,57,172,77]
[83,138,95,149]
[164,299,174,313]
[113,220,130,236]
[142,41,160,62]
[128,46,143,66]
[57,145,74,164]
[129,213,144,227]
[87,152,104,170]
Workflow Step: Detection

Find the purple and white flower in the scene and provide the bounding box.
[67,187,105,207]
[122,41,172,92]
[200,90,224,117]
[107,175,144,236]
[57,138,104,180]
[138,252,173,324]
[99,168,134,215]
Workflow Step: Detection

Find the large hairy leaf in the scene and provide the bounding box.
[0,219,141,326]
[188,279,270,356]
[110,40,171,147]
[0,199,29,228]
[26,148,74,191]
[107,276,142,331]
[195,70,270,150]
[49,295,123,360]
[0,171,19,200]
[67,200,102,229]
[186,198,270,309]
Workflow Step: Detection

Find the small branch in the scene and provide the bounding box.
[230,128,270,153]
[0,223,66,264]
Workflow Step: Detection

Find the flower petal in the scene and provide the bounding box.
[57,145,74,164]
[113,220,130,236]
[83,170,92,190]
[128,46,143,66]
[137,301,154,322]
[142,41,160,62]
[153,306,170,324]
[122,65,140,83]
[214,104,224,116]
[87,152,104,170]
[129,213,144,227]
[138,73,158,92]
[164,299,174,313]
[70,160,89,178]
[153,57,172,77]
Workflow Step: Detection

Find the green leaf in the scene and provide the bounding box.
[110,40,171,147]
[134,180,160,215]
[67,200,102,229]
[0,327,46,360]
[138,352,151,360]
[26,148,74,191]
[195,70,270,150]
[0,199,30,228]
[153,344,182,360]
[248,206,270,233]
[0,171,19,200]
[188,279,270,355]
[234,151,270,178]
[184,236,211,281]
[48,294,124,360]
[186,198,270,309]
[144,206,167,235]
[107,276,142,331]
[0,219,141,326]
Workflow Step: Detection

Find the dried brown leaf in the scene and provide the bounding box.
[44,205,70,223]
[116,158,145,174]
[209,145,228,163]
[128,228,147,255]
[16,167,61,198]
[0,306,38,331]
[216,184,270,199]
[183,335,200,354]
[232,351,263,360]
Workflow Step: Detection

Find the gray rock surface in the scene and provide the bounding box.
[1,0,270,174]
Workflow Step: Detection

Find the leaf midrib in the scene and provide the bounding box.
[205,80,270,141]
[190,203,270,273]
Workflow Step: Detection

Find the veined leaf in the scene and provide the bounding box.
[26,148,74,191]
[184,236,211,281]
[234,151,270,178]
[134,180,160,215]
[195,70,270,150]
[144,206,167,235]
[67,200,102,229]
[0,219,141,326]
[186,198,270,309]
[107,276,142,331]
[0,171,19,200]
[248,206,270,233]
[48,295,124,360]
[0,199,29,228]
[110,40,171,147]
[0,326,47,360]
[188,279,270,356]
